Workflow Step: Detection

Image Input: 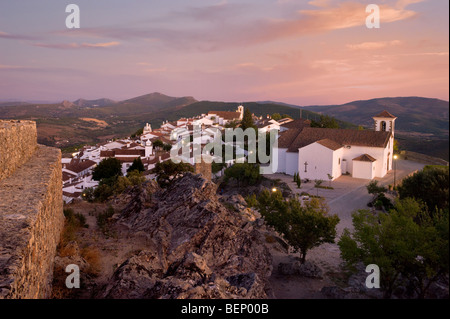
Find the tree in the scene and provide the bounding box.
[257,190,339,263]
[366,180,387,200]
[398,166,449,213]
[151,160,194,188]
[93,158,122,181]
[271,113,282,121]
[224,163,261,186]
[127,157,145,174]
[163,143,172,152]
[339,198,449,299]
[296,174,302,189]
[240,108,257,131]
[153,139,164,149]
[310,115,340,129]
[314,179,324,196]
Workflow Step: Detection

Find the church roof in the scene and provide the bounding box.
[316,139,343,151]
[374,110,397,119]
[280,118,311,130]
[353,154,377,162]
[281,127,391,153]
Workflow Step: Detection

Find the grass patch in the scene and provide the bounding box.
[81,246,102,276]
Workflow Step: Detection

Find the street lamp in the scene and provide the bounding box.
[393,155,398,190]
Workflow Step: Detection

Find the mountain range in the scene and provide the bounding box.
[0,93,448,160]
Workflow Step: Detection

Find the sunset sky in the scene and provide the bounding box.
[0,0,448,105]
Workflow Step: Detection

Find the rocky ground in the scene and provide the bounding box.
[53,174,274,299]
[52,172,448,299]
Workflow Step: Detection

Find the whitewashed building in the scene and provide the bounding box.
[274,111,397,180]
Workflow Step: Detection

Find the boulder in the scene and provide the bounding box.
[98,173,273,299]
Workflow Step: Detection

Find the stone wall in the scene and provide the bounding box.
[0,121,63,299]
[0,120,37,182]
[194,155,212,182]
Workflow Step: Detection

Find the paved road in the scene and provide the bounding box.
[328,159,425,234]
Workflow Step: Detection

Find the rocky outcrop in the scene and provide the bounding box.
[98,174,273,299]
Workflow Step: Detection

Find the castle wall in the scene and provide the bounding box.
[0,121,63,299]
[0,120,37,181]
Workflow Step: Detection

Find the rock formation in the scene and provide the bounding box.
[98,173,273,299]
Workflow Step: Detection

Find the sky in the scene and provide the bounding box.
[0,0,448,105]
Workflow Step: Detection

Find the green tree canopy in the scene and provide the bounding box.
[224,163,261,186]
[256,190,339,263]
[240,108,257,131]
[93,158,122,181]
[127,157,145,174]
[311,115,340,129]
[339,198,449,299]
[153,139,164,149]
[150,160,194,188]
[398,166,449,212]
[271,113,282,121]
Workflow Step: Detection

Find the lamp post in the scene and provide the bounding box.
[393,155,398,190]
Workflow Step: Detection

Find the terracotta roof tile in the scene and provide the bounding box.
[286,127,391,152]
[353,154,377,162]
[374,110,397,118]
[316,139,343,151]
[64,159,96,174]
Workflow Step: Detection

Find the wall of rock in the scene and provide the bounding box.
[0,120,37,182]
[0,121,63,299]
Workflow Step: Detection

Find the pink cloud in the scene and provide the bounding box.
[32,41,120,49]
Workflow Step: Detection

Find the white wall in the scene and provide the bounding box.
[340,145,387,178]
[285,152,299,176]
[274,148,287,173]
[352,161,375,180]
[298,143,336,181]
[332,147,344,180]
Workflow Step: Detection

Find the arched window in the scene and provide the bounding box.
[381,121,387,131]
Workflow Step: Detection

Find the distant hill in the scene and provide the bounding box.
[302,97,449,138]
[303,97,449,160]
[0,94,447,160]
[73,98,117,108]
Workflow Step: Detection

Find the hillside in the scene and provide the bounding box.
[73,98,117,108]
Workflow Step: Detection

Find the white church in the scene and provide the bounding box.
[274,111,397,181]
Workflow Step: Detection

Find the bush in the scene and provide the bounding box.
[224,163,261,186]
[93,158,122,181]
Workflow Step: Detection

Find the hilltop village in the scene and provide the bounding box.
[62,105,397,203]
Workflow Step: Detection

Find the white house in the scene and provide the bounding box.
[207,105,244,125]
[274,111,397,180]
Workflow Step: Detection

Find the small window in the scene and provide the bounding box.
[381,121,387,131]
[338,158,341,165]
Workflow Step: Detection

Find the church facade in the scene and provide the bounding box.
[274,111,397,181]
